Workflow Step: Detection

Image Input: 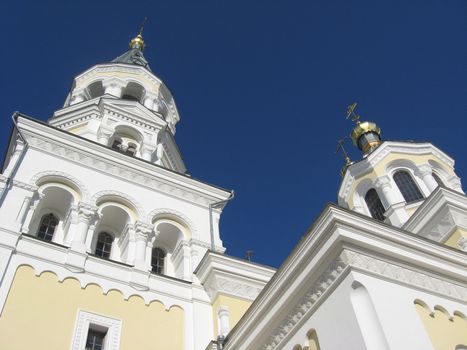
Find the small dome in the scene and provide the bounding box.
[129,34,145,50]
[350,121,381,146]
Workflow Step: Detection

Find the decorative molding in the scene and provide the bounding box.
[12,180,38,192]
[71,309,122,350]
[148,208,198,239]
[29,170,90,201]
[90,190,146,219]
[261,249,467,350]
[23,132,221,209]
[208,275,264,301]
[340,250,467,300]
[262,256,347,350]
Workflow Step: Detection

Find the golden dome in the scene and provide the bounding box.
[129,34,145,50]
[350,121,381,146]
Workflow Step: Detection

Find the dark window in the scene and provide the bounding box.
[121,94,139,101]
[111,139,122,151]
[126,143,137,156]
[432,173,444,188]
[151,247,166,274]
[37,213,58,241]
[85,328,107,350]
[365,189,386,222]
[95,232,113,259]
[393,170,424,203]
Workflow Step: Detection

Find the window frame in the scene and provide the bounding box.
[393,170,424,203]
[94,232,114,259]
[364,188,386,222]
[37,213,59,241]
[71,310,122,350]
[151,247,166,274]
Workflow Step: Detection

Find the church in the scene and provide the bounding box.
[0,30,465,350]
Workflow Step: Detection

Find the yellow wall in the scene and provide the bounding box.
[444,228,467,250]
[415,300,467,350]
[211,293,252,338]
[0,265,184,350]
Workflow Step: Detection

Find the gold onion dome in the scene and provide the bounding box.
[350,121,382,155]
[350,121,381,146]
[129,34,145,50]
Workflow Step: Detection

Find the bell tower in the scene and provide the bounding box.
[50,31,184,172]
[0,30,275,350]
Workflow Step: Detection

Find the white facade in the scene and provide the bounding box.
[0,37,276,350]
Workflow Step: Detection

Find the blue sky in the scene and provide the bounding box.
[0,1,466,267]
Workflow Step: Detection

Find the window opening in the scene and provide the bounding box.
[85,327,107,350]
[151,247,166,274]
[37,213,58,241]
[95,232,114,259]
[432,173,444,188]
[393,170,424,203]
[111,139,123,152]
[364,189,386,221]
[126,143,137,156]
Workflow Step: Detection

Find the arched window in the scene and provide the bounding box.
[393,170,424,203]
[364,189,386,221]
[95,232,114,259]
[432,173,444,188]
[37,213,59,241]
[151,247,166,274]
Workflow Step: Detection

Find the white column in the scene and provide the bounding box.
[143,95,154,109]
[350,282,390,350]
[133,221,153,270]
[182,244,192,281]
[71,203,97,252]
[140,144,156,161]
[415,164,438,193]
[155,143,164,165]
[20,192,44,234]
[97,126,114,146]
[218,305,230,337]
[103,80,125,98]
[375,176,409,227]
[69,88,89,105]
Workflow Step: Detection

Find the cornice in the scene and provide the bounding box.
[3,234,196,309]
[16,116,231,208]
[75,64,163,89]
[404,187,467,233]
[223,204,467,350]
[50,98,167,134]
[196,252,275,302]
[258,248,467,350]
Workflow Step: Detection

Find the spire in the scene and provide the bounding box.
[129,17,147,51]
[346,103,382,156]
[111,18,151,71]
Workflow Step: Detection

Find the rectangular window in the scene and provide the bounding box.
[71,310,122,350]
[86,327,107,350]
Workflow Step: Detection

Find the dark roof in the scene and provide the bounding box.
[111,48,152,71]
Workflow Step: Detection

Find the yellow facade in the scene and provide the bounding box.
[444,228,467,250]
[0,265,185,350]
[415,300,467,350]
[211,293,252,338]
